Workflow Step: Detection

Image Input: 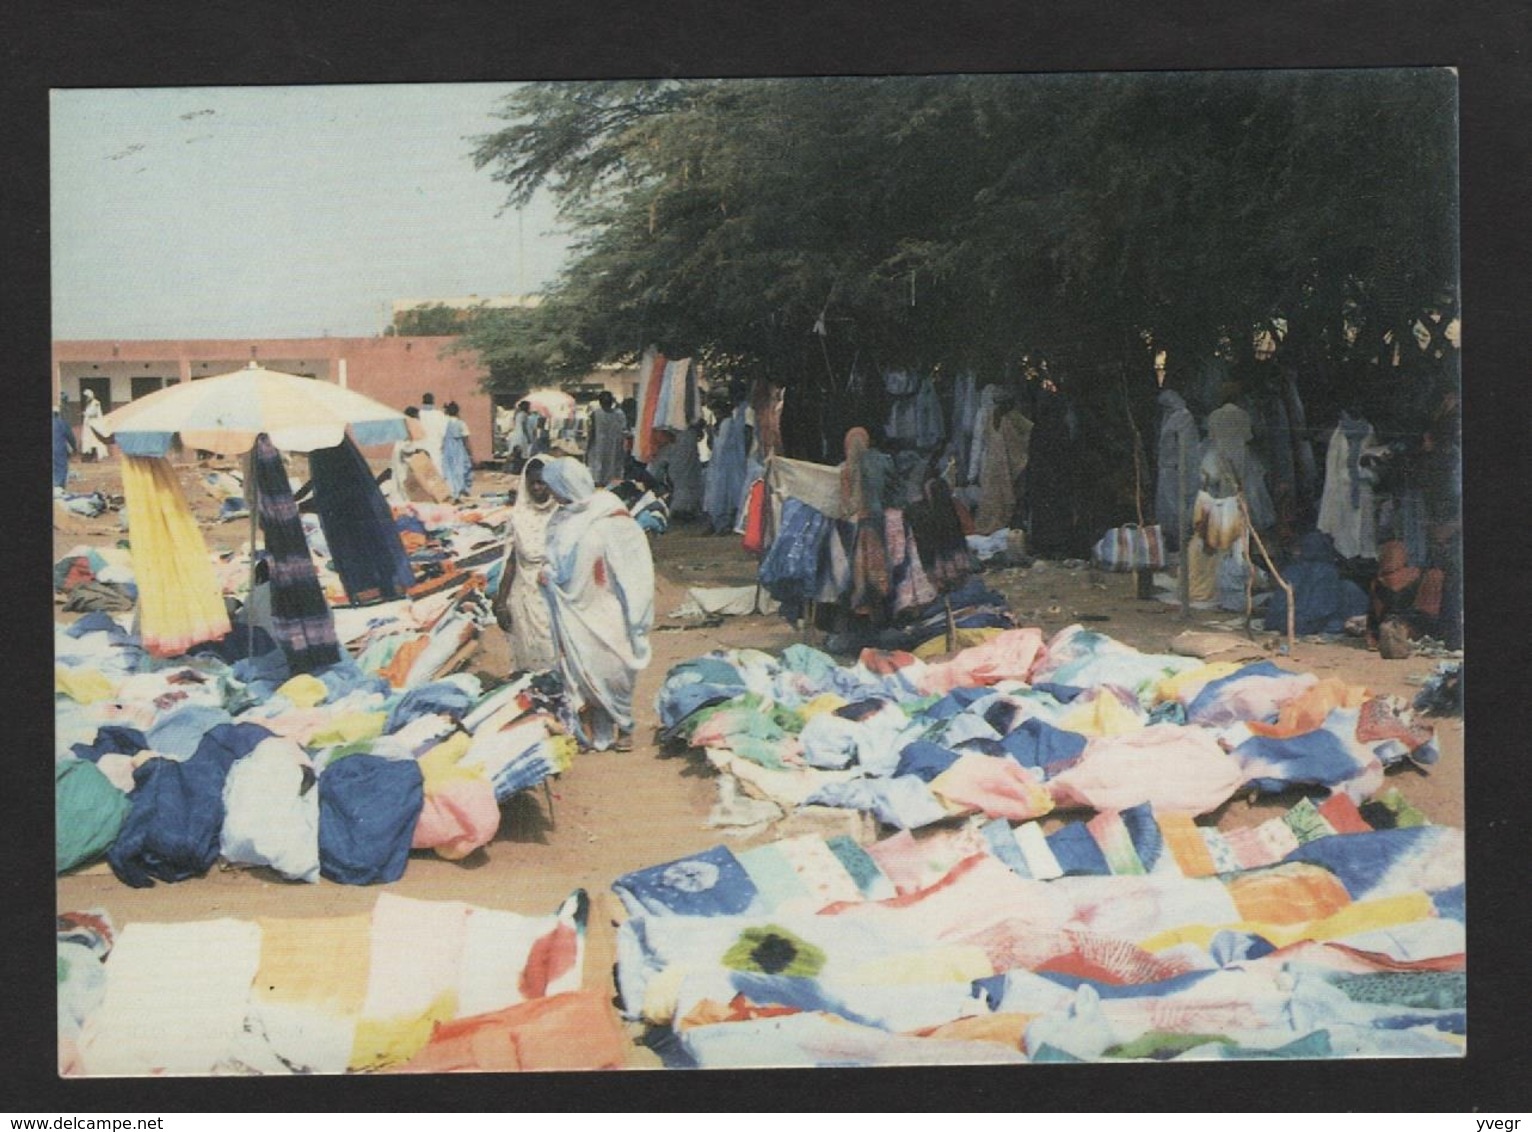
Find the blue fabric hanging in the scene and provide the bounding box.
[758,498,831,619]
[308,436,415,605]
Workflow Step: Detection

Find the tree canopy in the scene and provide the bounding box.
[462,71,1457,465]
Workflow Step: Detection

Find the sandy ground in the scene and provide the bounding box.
[53,455,1464,1071]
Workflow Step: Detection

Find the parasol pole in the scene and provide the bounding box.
[247,448,259,659]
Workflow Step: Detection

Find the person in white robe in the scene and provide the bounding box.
[492,456,558,672]
[538,457,655,752]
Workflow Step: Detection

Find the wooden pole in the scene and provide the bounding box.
[247,453,259,658]
[1240,493,1295,658]
[1122,372,1154,600]
[1177,429,1191,619]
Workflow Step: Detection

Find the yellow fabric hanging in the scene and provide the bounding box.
[121,455,231,657]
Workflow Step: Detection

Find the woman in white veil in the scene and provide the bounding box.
[538,457,655,751]
[492,456,559,672]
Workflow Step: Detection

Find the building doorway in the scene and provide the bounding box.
[78,376,112,414]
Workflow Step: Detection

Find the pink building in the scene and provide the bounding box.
[53,336,494,453]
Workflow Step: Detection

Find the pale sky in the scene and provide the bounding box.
[50,83,571,340]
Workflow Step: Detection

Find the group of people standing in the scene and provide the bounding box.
[390,392,475,502]
[492,453,655,752]
[1151,311,1461,653]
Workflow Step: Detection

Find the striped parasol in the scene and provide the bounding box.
[99,362,410,456]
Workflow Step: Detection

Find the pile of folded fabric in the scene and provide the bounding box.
[60,891,624,1075]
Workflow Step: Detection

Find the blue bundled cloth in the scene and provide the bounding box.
[192,722,276,765]
[917,686,996,723]
[317,754,423,885]
[656,656,749,729]
[1185,660,1293,726]
[107,729,255,888]
[611,844,761,918]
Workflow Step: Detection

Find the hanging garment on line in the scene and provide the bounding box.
[945,370,980,483]
[885,509,937,615]
[967,385,1000,487]
[120,455,233,657]
[633,350,668,463]
[907,478,974,594]
[308,436,415,606]
[974,409,1033,535]
[252,434,342,674]
[704,403,751,533]
[1154,390,1199,549]
[1317,412,1380,560]
[658,358,694,432]
[759,498,832,619]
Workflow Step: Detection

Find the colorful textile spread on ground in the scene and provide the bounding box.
[656,624,1440,831]
[611,801,1465,1066]
[55,609,574,885]
[58,892,623,1076]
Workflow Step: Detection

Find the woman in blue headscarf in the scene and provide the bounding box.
[538,457,655,751]
[439,401,474,500]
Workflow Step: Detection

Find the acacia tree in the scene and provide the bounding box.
[464,71,1457,471]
